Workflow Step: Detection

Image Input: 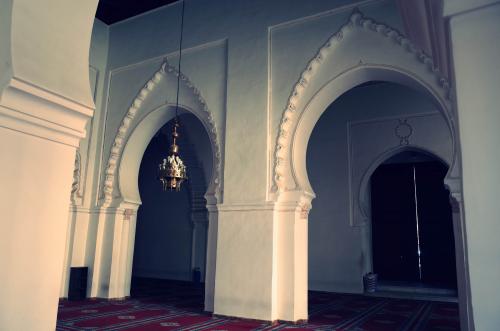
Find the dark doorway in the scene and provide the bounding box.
[370,151,457,289]
[130,113,212,304]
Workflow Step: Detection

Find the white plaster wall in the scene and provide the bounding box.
[447,3,500,329]
[215,209,275,320]
[104,0,402,204]
[90,0,412,321]
[307,83,452,293]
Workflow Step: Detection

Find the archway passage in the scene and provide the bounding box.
[87,63,222,310]
[130,113,212,311]
[371,151,457,291]
[301,81,460,327]
[306,81,454,293]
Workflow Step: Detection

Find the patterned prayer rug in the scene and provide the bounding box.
[57,279,459,330]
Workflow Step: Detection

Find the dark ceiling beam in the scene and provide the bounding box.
[96,0,180,25]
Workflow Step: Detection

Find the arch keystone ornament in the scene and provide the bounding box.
[70,149,83,205]
[273,9,458,195]
[395,119,413,145]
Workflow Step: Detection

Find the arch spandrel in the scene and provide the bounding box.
[100,61,222,207]
[273,9,458,198]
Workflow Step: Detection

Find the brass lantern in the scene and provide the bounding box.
[158,0,188,192]
[158,119,187,191]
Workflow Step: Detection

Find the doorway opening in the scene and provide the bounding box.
[370,150,457,296]
[303,80,460,324]
[130,113,212,311]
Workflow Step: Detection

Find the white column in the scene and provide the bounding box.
[0,82,93,329]
[0,2,97,329]
[90,205,138,299]
[445,1,500,329]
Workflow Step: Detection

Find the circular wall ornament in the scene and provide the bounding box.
[395,119,413,145]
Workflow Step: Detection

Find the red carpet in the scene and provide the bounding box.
[57,278,459,330]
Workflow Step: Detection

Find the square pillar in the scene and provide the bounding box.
[0,78,93,330]
[213,191,310,322]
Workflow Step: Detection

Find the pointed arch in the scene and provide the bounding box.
[272,9,458,196]
[89,62,222,310]
[100,61,222,206]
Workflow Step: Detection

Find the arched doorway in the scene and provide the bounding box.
[131,113,212,309]
[271,10,471,326]
[88,62,222,312]
[370,150,457,292]
[303,81,461,328]
[306,81,456,295]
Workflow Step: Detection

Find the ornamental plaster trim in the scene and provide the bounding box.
[273,9,455,192]
[395,119,414,145]
[70,149,83,205]
[100,61,222,205]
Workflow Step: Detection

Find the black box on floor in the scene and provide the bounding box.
[68,267,88,301]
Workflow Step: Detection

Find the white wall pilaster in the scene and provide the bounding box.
[274,191,312,322]
[90,205,138,299]
[204,202,218,312]
[445,3,500,329]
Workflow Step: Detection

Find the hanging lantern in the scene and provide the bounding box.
[158,119,187,191]
[158,0,188,192]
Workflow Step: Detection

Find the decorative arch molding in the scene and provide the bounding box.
[273,9,459,196]
[89,62,222,310]
[357,145,450,222]
[99,61,222,207]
